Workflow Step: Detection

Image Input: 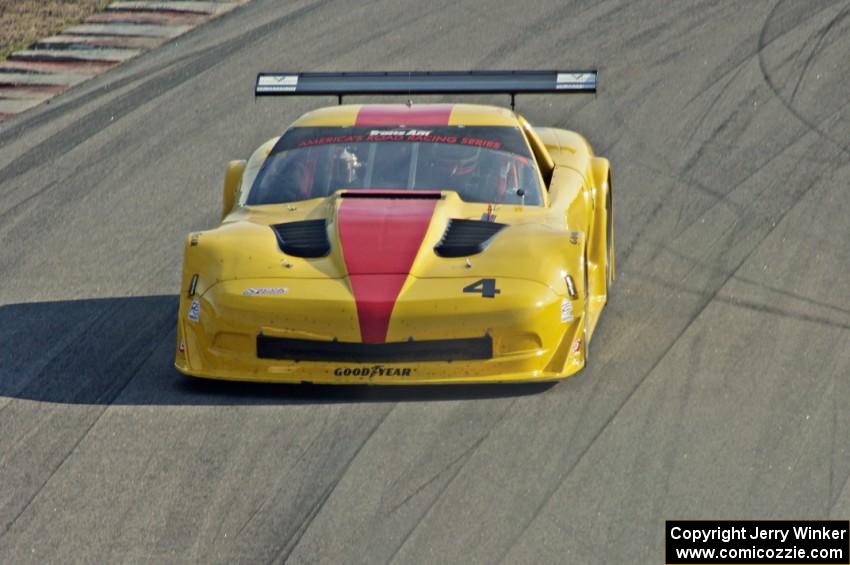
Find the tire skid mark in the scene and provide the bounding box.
[678,82,808,236]
[638,238,850,320]
[619,103,835,270]
[684,60,749,148]
[615,0,843,270]
[107,446,163,542]
[674,96,760,226]
[609,102,746,267]
[784,4,850,104]
[831,478,850,516]
[828,373,850,515]
[384,398,518,565]
[757,0,850,158]
[182,406,322,563]
[270,405,395,565]
[383,455,472,565]
[622,2,725,56]
[0,139,118,225]
[685,0,838,111]
[384,451,468,517]
[474,0,605,69]
[635,271,850,332]
[312,0,460,70]
[0,409,109,539]
[829,376,839,511]
[495,121,845,561]
[733,275,850,319]
[495,314,725,564]
[232,412,332,541]
[383,402,518,520]
[0,315,173,540]
[768,372,845,517]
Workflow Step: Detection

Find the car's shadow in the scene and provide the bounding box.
[0,295,554,406]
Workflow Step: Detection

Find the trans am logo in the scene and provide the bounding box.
[334,366,413,377]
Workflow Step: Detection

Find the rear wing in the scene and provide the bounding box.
[254,70,597,109]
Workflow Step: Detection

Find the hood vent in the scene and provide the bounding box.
[340,190,442,200]
[434,219,506,258]
[271,220,330,258]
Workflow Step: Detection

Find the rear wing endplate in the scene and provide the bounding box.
[254,70,597,109]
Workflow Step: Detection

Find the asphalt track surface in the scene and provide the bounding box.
[1,1,849,563]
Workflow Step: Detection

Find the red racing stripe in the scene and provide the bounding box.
[338,196,437,343]
[355,104,453,126]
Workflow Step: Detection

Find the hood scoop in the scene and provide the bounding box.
[434,219,506,258]
[271,220,330,258]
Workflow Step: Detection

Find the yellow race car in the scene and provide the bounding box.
[175,71,613,384]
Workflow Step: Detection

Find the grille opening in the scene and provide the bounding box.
[257,335,493,362]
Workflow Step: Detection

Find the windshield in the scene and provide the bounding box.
[247,126,543,206]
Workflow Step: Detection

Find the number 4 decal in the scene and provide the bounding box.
[463,278,501,298]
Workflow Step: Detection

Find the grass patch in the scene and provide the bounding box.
[0,0,113,61]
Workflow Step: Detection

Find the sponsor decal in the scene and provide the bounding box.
[298,135,366,147]
[561,298,574,323]
[463,278,501,298]
[334,366,413,378]
[555,72,596,90]
[368,131,457,143]
[187,298,200,322]
[369,129,432,137]
[278,126,531,157]
[572,338,582,353]
[242,287,288,296]
[178,340,185,353]
[257,74,298,92]
[460,137,501,150]
[295,132,502,149]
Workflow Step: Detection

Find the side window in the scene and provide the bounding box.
[516,115,554,190]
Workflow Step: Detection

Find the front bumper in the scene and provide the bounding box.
[174,276,586,384]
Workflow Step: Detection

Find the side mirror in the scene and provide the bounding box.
[222,160,246,220]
